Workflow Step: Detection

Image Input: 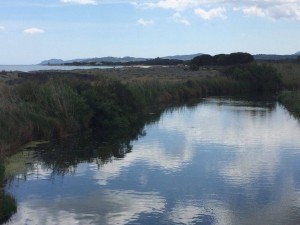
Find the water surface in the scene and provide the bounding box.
[0,65,120,72]
[5,97,300,225]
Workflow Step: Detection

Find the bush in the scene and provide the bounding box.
[224,64,283,92]
[0,194,17,223]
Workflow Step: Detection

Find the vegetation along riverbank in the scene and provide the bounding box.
[0,53,299,222]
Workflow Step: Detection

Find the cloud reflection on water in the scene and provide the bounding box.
[6,189,165,225]
[6,98,300,225]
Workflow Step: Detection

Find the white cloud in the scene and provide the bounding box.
[23,27,45,34]
[172,12,190,25]
[143,0,200,11]
[0,26,5,31]
[61,0,97,5]
[265,4,300,20]
[242,6,265,17]
[241,4,300,20]
[194,7,226,20]
[136,0,300,21]
[137,18,154,26]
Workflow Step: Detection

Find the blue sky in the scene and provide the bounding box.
[0,0,299,64]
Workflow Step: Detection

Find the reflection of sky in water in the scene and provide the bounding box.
[5,98,300,225]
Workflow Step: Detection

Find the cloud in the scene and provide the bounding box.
[172,12,190,25]
[240,3,300,20]
[135,0,300,21]
[242,6,265,17]
[194,7,226,20]
[142,0,199,11]
[23,27,45,34]
[61,0,97,5]
[8,189,165,225]
[137,18,154,26]
[0,26,5,31]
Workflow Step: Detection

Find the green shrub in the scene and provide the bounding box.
[0,194,17,223]
[224,64,283,92]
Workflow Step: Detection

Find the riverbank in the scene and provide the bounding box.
[1,63,284,156]
[271,62,300,118]
[0,62,295,222]
[0,164,16,224]
[279,91,300,118]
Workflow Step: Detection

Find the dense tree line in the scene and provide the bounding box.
[190,52,254,71]
[63,58,184,66]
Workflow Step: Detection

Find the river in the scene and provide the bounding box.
[4,97,300,225]
[0,65,121,72]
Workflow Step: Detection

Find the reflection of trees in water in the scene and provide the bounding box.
[8,96,277,178]
[30,107,165,176]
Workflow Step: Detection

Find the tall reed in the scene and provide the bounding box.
[279,90,300,117]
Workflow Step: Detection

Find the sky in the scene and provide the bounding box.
[0,0,300,64]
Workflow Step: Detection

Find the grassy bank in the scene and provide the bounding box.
[0,163,17,224]
[0,63,284,157]
[268,62,300,118]
[279,90,300,118]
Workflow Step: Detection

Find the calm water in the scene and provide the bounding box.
[0,65,119,72]
[4,97,300,225]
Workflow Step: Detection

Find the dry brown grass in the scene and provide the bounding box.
[69,65,219,83]
[0,72,19,83]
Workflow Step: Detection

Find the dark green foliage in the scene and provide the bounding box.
[64,57,184,66]
[130,57,184,66]
[213,54,228,66]
[225,52,254,65]
[0,162,17,223]
[0,163,4,182]
[224,64,283,92]
[0,194,17,223]
[190,54,213,70]
[82,79,140,128]
[190,52,254,70]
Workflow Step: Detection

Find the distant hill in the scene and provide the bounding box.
[40,59,65,65]
[162,53,203,61]
[40,52,300,65]
[40,56,148,65]
[81,56,147,63]
[39,54,202,65]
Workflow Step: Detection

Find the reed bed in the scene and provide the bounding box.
[279,90,300,117]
